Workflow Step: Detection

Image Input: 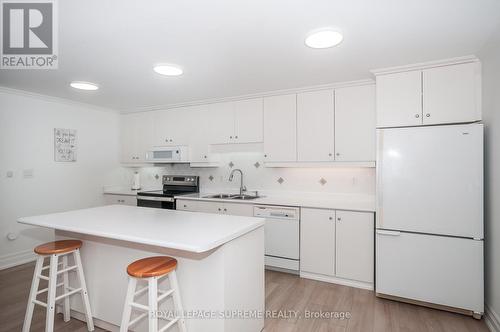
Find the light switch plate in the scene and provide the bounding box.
[23,169,34,178]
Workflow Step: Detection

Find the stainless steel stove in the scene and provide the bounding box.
[136,175,199,209]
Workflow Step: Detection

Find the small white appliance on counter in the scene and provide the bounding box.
[254,205,300,272]
[376,123,484,318]
[145,146,189,163]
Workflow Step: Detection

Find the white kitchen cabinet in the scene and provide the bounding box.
[233,98,263,143]
[297,90,335,162]
[120,112,154,163]
[376,70,422,128]
[335,85,376,161]
[335,210,374,283]
[375,61,481,128]
[208,102,235,144]
[224,202,254,216]
[188,105,218,163]
[422,62,481,125]
[210,99,264,144]
[179,199,254,217]
[263,94,297,162]
[176,199,199,211]
[300,208,335,276]
[153,107,192,146]
[104,194,137,206]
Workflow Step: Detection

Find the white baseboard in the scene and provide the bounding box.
[0,249,36,270]
[300,271,374,290]
[485,304,500,332]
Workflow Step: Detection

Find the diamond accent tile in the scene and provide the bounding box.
[228,161,234,168]
[254,162,261,168]
[319,178,327,186]
[277,177,284,185]
[208,175,214,181]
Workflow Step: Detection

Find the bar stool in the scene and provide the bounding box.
[23,240,94,332]
[120,256,187,332]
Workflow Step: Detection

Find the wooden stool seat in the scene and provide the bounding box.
[34,240,82,255]
[127,256,177,278]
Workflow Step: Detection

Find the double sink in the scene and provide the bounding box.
[203,193,261,200]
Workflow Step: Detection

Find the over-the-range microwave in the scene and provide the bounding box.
[145,146,189,163]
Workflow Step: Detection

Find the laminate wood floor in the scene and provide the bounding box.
[0,263,488,332]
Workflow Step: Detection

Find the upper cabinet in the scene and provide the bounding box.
[211,99,263,144]
[233,98,263,143]
[374,60,481,128]
[120,112,154,163]
[297,90,335,162]
[153,108,191,146]
[376,71,422,128]
[335,85,376,161]
[263,94,297,162]
[422,63,481,125]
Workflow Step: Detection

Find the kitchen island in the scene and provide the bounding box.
[18,205,265,332]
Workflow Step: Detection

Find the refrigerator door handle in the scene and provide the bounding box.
[376,230,401,236]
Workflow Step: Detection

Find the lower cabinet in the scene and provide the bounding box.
[176,199,254,217]
[300,208,374,284]
[104,194,137,206]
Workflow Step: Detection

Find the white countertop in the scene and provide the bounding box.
[18,205,265,253]
[175,192,376,212]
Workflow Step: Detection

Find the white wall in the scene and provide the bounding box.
[479,26,500,326]
[114,153,375,196]
[0,89,121,269]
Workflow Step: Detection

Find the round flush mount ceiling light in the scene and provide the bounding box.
[305,29,343,49]
[153,64,183,76]
[70,81,99,90]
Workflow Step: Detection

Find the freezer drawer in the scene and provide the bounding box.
[376,230,483,313]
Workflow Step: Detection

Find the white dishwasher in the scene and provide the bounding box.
[254,205,300,272]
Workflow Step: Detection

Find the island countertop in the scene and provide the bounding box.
[18,205,265,253]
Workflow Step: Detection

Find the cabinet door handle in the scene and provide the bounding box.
[415,114,420,118]
[204,155,207,158]
[264,154,267,158]
[426,113,431,117]
[230,136,233,139]
[235,135,238,139]
[170,139,173,142]
[328,153,332,157]
[218,208,222,211]
[329,217,333,220]
[337,217,341,221]
[183,204,187,208]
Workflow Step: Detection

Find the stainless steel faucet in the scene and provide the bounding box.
[229,169,247,195]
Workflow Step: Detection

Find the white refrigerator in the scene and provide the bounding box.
[376,123,484,315]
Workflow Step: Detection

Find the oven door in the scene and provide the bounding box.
[136,196,175,209]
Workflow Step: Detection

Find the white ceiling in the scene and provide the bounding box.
[1,0,500,112]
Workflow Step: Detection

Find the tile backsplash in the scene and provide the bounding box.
[113,152,375,195]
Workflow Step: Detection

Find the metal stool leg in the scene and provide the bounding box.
[22,255,44,332]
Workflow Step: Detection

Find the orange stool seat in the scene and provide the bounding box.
[34,240,82,255]
[127,256,178,278]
